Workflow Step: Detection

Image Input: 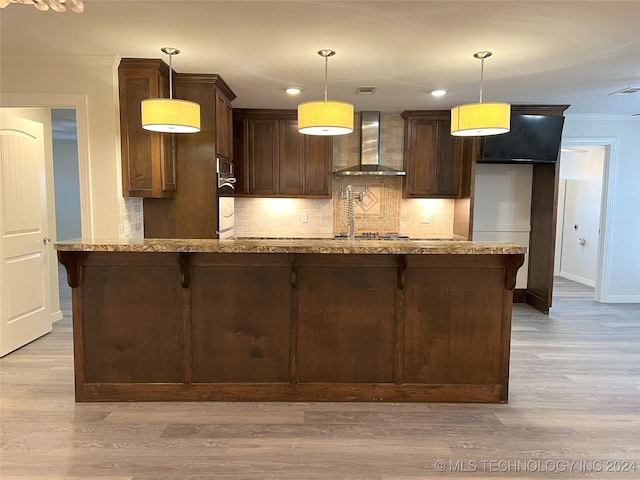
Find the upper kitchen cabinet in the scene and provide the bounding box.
[401,110,474,199]
[215,89,233,161]
[233,109,332,198]
[118,58,176,198]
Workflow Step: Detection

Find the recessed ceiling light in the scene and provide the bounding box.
[431,89,447,97]
[286,87,302,95]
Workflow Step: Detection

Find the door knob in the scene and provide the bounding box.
[43,237,51,245]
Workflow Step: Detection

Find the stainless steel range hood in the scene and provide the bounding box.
[333,111,406,176]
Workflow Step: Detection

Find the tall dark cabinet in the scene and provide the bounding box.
[141,73,236,238]
[477,105,570,313]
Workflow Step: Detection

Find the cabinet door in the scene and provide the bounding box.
[403,116,462,198]
[304,135,332,197]
[433,120,462,197]
[247,118,279,194]
[119,61,176,198]
[215,90,233,161]
[404,118,438,197]
[279,119,304,195]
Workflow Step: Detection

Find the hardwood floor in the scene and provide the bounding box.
[1,275,638,479]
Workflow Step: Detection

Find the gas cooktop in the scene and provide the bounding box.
[334,232,410,240]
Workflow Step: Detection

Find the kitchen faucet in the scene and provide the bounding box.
[345,184,367,240]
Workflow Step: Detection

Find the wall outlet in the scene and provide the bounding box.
[421,214,431,224]
[301,213,308,223]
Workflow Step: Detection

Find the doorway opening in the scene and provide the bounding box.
[555,138,616,303]
[51,108,81,317]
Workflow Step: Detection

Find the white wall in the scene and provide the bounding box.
[563,115,640,303]
[1,54,122,239]
[473,164,532,289]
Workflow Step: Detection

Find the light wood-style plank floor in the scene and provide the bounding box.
[1,274,638,479]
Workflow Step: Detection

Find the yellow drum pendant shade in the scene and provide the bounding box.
[450,102,510,136]
[298,100,354,136]
[141,98,201,133]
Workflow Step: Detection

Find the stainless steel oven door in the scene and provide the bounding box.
[217,195,234,239]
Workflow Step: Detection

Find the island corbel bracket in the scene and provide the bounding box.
[504,254,525,290]
[178,252,191,288]
[57,251,83,288]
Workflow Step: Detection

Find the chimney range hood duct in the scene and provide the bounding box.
[333,111,406,176]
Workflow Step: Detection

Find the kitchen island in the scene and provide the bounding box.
[56,238,525,403]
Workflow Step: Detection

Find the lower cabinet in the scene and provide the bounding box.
[233,109,332,197]
[61,251,522,403]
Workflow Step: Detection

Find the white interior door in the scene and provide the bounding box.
[0,112,52,357]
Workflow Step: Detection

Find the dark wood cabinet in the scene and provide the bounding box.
[401,110,465,198]
[215,90,233,161]
[143,74,236,239]
[233,109,332,197]
[508,105,570,313]
[118,58,176,198]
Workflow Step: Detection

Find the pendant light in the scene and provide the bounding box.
[298,50,354,136]
[141,47,200,134]
[451,51,510,136]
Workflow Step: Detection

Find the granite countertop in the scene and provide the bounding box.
[55,238,527,255]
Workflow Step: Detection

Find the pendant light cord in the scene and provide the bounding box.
[473,51,492,104]
[323,54,328,102]
[478,56,484,104]
[317,49,336,102]
[168,53,173,100]
[162,47,180,100]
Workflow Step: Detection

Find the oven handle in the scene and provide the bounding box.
[218,176,236,190]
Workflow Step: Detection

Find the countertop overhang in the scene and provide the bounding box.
[55,238,527,255]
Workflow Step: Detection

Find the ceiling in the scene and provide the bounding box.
[1,1,639,115]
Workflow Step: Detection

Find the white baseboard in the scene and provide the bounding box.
[600,295,640,304]
[51,310,63,323]
[558,271,596,288]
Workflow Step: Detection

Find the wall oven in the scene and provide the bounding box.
[216,158,235,240]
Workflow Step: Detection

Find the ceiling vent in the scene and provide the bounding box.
[609,87,640,95]
[356,86,377,95]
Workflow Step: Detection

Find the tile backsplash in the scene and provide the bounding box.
[118,197,143,240]
[234,198,334,238]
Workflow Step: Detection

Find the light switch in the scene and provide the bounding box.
[421,214,431,224]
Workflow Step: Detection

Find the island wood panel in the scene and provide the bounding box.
[403,256,504,386]
[79,253,184,384]
[295,255,396,384]
[57,250,524,403]
[190,254,291,383]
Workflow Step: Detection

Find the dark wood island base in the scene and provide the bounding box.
[57,239,525,403]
